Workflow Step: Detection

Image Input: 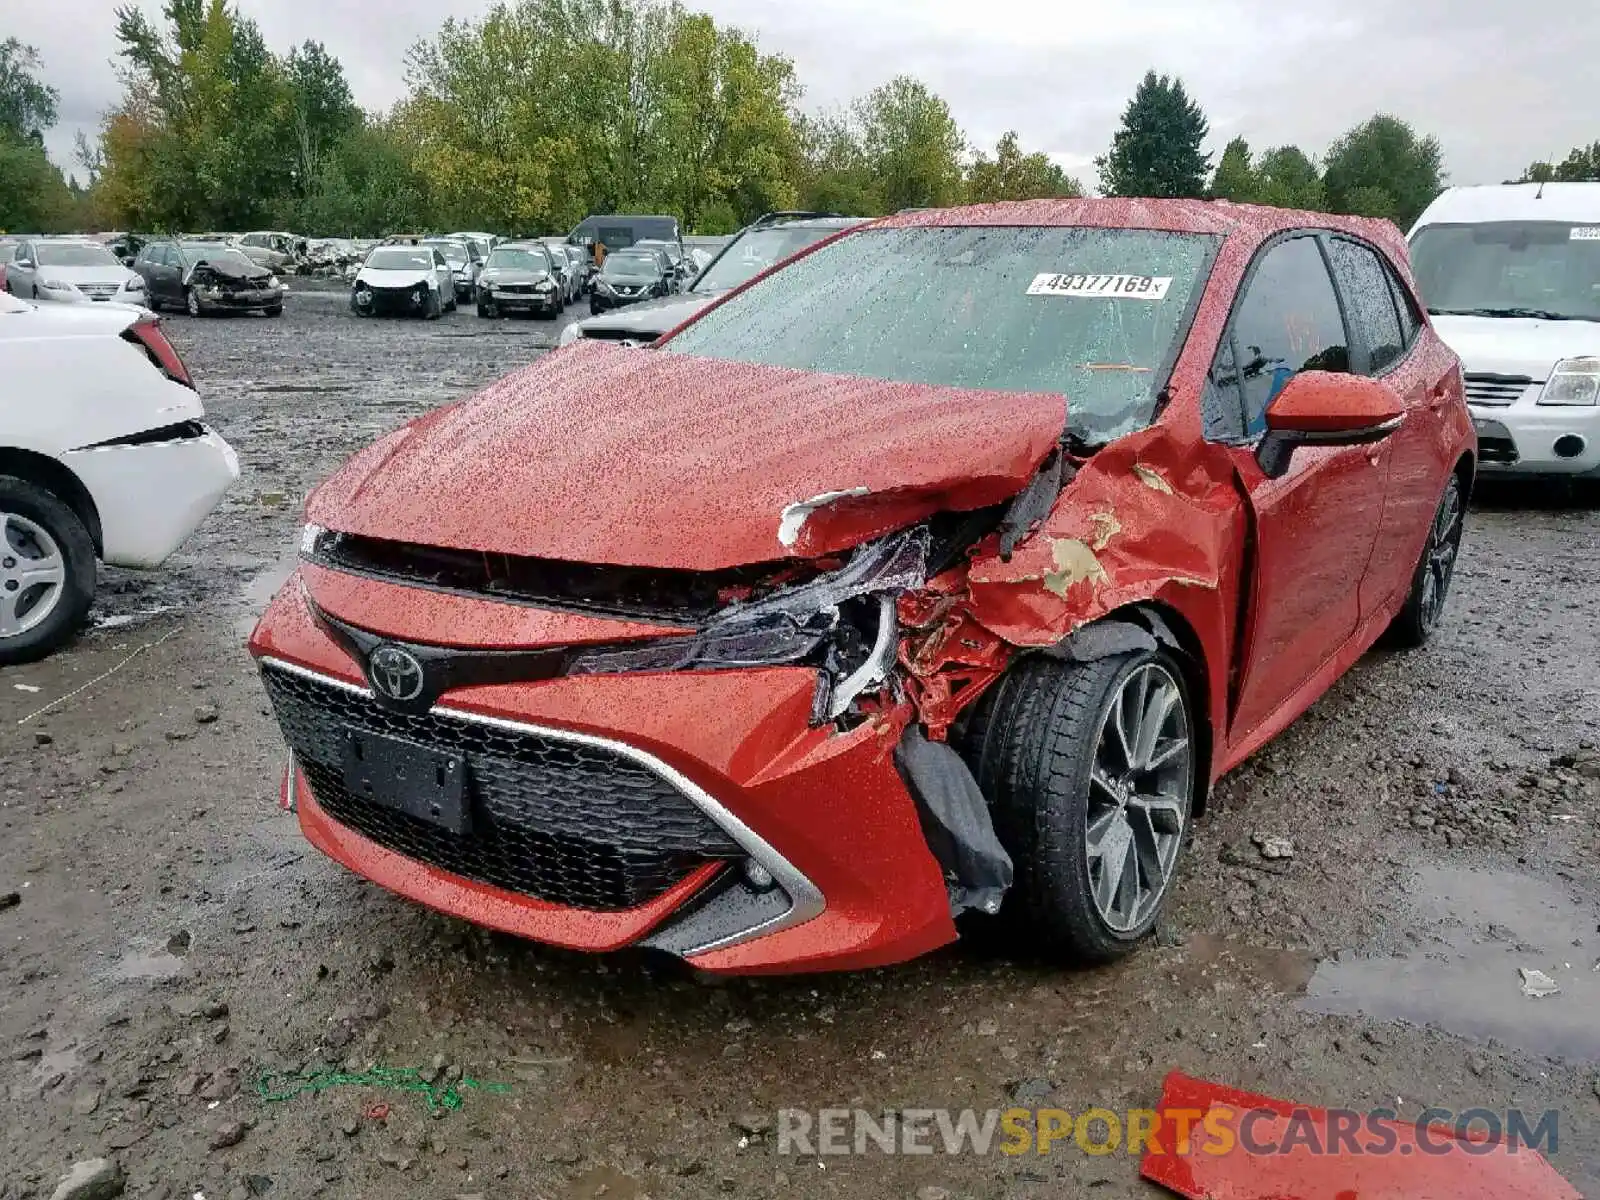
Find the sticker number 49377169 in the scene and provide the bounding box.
[1027,272,1173,300]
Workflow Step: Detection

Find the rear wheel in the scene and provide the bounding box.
[1388,473,1465,647]
[0,478,96,666]
[959,650,1195,962]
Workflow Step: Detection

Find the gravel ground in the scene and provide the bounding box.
[1,285,1597,1199]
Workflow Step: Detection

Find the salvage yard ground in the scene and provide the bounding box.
[1,284,1598,1198]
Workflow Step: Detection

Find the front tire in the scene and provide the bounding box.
[477,300,496,319]
[185,288,202,317]
[1387,473,1464,648]
[264,304,283,317]
[959,650,1195,963]
[0,478,96,666]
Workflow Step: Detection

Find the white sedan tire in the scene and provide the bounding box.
[0,476,96,665]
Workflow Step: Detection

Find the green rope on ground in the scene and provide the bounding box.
[255,1065,513,1113]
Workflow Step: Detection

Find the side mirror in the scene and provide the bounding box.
[1257,372,1403,478]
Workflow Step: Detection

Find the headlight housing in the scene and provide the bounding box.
[40,278,72,291]
[299,523,327,556]
[123,276,145,291]
[1538,357,1600,406]
[534,278,554,291]
[267,275,281,289]
[557,322,583,347]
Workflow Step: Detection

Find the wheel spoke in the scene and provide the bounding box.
[1133,678,1179,768]
[1112,829,1141,921]
[1129,792,1185,835]
[1125,803,1165,905]
[16,552,64,589]
[1089,766,1120,802]
[1110,687,1137,771]
[1143,736,1189,772]
[0,589,23,636]
[1090,814,1132,913]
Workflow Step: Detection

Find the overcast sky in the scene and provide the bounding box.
[12,0,1597,189]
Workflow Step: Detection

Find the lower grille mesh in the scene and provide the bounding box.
[261,664,739,911]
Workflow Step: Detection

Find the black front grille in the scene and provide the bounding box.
[309,532,815,624]
[582,326,658,341]
[261,664,739,911]
[1465,374,1533,407]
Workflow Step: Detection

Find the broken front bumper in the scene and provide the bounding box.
[63,426,239,568]
[248,572,956,973]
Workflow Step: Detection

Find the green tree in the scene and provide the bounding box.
[965,131,1081,202]
[853,75,965,211]
[1321,114,1443,228]
[1255,145,1323,210]
[1520,143,1600,183]
[0,40,75,233]
[0,39,59,141]
[1097,71,1211,198]
[284,41,361,196]
[103,0,293,229]
[796,110,879,214]
[1210,136,1256,201]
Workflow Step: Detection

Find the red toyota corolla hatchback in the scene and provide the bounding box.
[250,199,1473,974]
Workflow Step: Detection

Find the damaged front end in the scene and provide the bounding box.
[301,422,1234,930]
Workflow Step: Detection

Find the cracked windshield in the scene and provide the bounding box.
[1,1,1596,1198]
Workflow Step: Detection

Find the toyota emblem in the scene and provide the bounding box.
[368,645,426,703]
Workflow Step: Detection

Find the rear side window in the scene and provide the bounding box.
[1327,238,1406,374]
[1389,272,1422,347]
[1228,235,1350,436]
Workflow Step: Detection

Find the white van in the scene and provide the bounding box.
[1409,183,1600,480]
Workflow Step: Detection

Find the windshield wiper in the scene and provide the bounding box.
[1428,306,1580,322]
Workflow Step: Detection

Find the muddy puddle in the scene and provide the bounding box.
[1306,863,1599,1059]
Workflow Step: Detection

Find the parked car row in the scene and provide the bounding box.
[561,212,865,344]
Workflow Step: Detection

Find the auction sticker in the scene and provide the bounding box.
[1570,227,1600,241]
[1028,273,1172,299]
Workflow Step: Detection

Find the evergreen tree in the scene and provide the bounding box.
[1210,136,1256,201]
[1097,71,1211,198]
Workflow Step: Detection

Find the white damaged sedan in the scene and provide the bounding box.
[0,293,238,663]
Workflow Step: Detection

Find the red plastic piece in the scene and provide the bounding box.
[1140,1071,1580,1200]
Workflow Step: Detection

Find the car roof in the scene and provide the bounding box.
[866,198,1411,264]
[1410,182,1600,230]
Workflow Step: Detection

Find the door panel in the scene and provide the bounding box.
[1230,438,1388,737]
[1214,233,1392,743]
[1364,324,1458,616]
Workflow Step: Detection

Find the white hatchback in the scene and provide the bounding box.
[0,294,238,663]
[1410,182,1600,480]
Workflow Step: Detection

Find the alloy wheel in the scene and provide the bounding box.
[0,513,67,639]
[186,289,200,316]
[1085,661,1192,933]
[1418,477,1463,633]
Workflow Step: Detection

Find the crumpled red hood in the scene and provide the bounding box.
[308,340,1065,570]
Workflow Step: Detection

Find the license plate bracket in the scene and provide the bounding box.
[341,730,469,835]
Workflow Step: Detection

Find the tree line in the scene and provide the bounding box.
[1,2,1595,239]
